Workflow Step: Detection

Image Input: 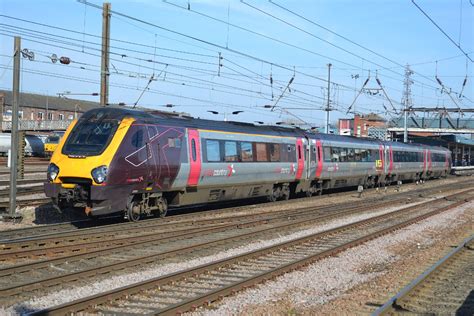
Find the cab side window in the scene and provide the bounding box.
[131,129,144,148]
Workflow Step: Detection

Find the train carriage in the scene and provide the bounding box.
[311,135,384,191]
[44,107,451,221]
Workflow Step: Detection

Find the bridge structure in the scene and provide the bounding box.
[1,120,73,132]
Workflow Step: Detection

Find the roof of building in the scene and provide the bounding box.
[0,90,101,112]
[357,113,386,122]
[390,116,474,130]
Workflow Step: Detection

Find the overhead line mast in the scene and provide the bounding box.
[325,63,332,134]
[402,65,414,143]
[100,2,111,106]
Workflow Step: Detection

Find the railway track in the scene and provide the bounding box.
[0,169,46,176]
[1,177,472,243]
[0,197,51,209]
[374,235,474,315]
[27,189,473,315]
[0,179,470,258]
[0,185,44,198]
[0,178,46,186]
[0,158,49,166]
[0,186,472,310]
[0,196,415,263]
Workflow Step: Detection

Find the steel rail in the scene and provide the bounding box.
[0,195,415,299]
[3,177,471,245]
[1,177,471,244]
[30,190,473,315]
[0,198,51,209]
[0,185,44,198]
[0,178,46,186]
[373,234,474,315]
[4,179,469,262]
[0,196,403,259]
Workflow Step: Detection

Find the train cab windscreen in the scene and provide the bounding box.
[46,135,61,144]
[62,112,119,156]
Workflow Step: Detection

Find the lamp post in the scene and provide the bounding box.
[207,110,243,121]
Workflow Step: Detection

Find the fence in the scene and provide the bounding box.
[2,120,73,131]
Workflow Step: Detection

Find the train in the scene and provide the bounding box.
[44,107,451,221]
[44,131,65,157]
[0,133,47,157]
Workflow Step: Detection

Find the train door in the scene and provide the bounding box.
[423,149,427,177]
[124,124,151,188]
[427,149,432,174]
[187,129,202,186]
[146,125,159,181]
[295,138,304,180]
[376,144,384,175]
[307,139,317,180]
[388,145,393,176]
[315,139,323,178]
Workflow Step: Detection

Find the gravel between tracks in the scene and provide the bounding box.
[7,197,444,314]
[0,176,465,232]
[193,201,474,316]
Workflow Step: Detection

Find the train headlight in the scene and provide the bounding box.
[47,163,59,181]
[91,165,108,184]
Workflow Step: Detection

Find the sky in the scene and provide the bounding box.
[0,0,473,128]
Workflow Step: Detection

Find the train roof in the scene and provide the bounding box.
[82,107,308,138]
[80,108,450,152]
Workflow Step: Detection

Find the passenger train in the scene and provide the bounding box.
[44,108,451,221]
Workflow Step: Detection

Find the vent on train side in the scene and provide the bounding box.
[334,179,347,188]
[251,186,263,196]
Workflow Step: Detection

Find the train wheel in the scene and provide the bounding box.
[267,187,280,202]
[126,199,141,222]
[156,197,168,218]
[281,186,290,200]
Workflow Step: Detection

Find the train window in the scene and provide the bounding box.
[269,143,280,162]
[354,148,361,162]
[297,145,302,160]
[360,149,368,162]
[191,139,197,161]
[206,139,221,162]
[168,138,181,148]
[241,142,253,162]
[62,113,119,156]
[323,147,331,162]
[370,149,379,162]
[131,129,145,148]
[347,148,355,162]
[147,126,159,139]
[317,146,321,161]
[224,141,238,162]
[331,147,340,162]
[256,143,268,162]
[338,147,346,162]
[280,144,291,162]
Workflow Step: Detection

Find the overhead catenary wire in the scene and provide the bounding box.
[241,1,471,104]
[411,0,473,63]
[0,25,333,105]
[1,10,460,107]
[2,3,470,119]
